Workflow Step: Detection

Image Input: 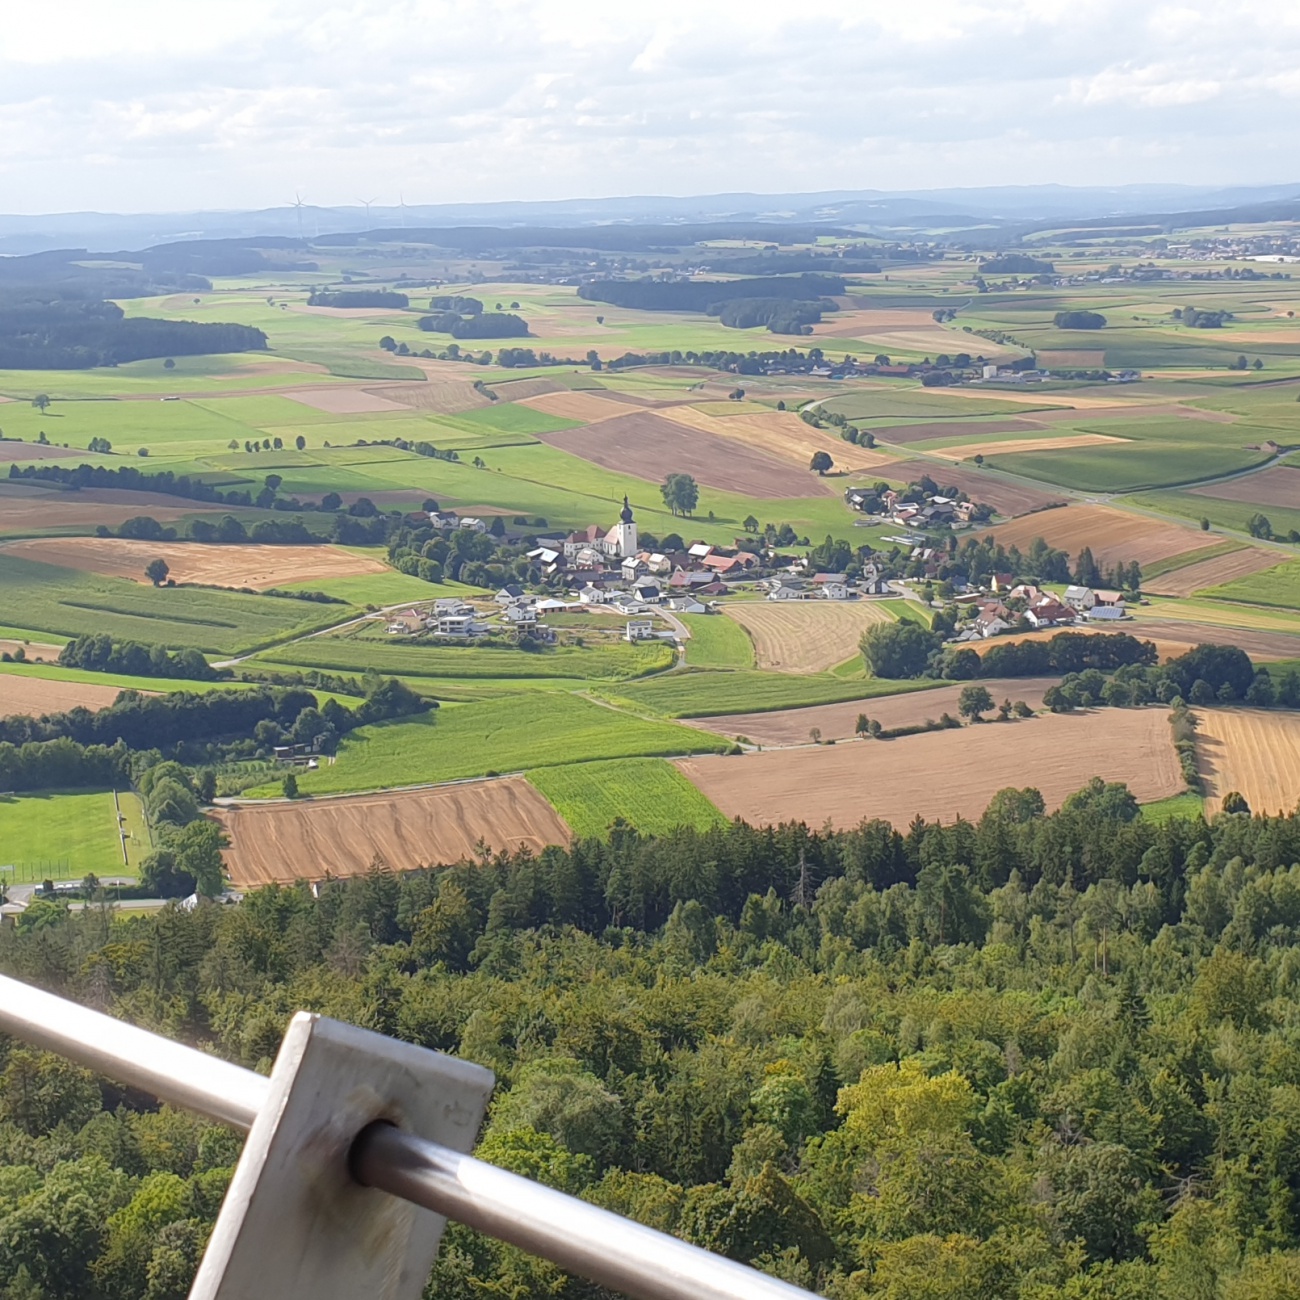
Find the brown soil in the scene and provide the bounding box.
[688,676,1062,744]
[1146,547,1286,597]
[889,461,1064,517]
[0,673,148,718]
[1190,465,1300,506]
[0,484,229,537]
[1194,708,1300,817]
[521,391,642,423]
[0,537,389,589]
[984,504,1206,568]
[489,377,567,401]
[216,778,572,885]
[676,708,1183,829]
[371,381,490,414]
[538,411,827,499]
[0,639,62,660]
[283,387,411,414]
[872,418,1047,446]
[0,442,84,463]
[721,600,896,673]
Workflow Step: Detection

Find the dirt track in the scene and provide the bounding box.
[688,676,1061,744]
[1194,708,1300,817]
[1,537,390,589]
[216,778,573,885]
[677,708,1182,829]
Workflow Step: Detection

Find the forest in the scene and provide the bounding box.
[3,792,1300,1297]
[578,274,846,313]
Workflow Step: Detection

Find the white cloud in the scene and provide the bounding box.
[0,0,1297,211]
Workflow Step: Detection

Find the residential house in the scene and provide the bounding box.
[625,618,656,642]
[768,578,810,601]
[436,613,485,637]
[494,584,526,605]
[503,604,537,626]
[1063,585,1097,612]
[687,542,715,562]
[1008,583,1042,604]
[458,517,488,533]
[621,556,648,582]
[1025,597,1075,629]
[990,572,1016,594]
[633,582,663,604]
[668,596,707,614]
[577,584,609,604]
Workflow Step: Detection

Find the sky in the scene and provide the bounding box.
[2,0,1300,213]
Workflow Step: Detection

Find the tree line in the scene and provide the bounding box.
[578,273,846,314]
[57,636,223,683]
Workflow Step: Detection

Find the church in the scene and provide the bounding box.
[561,496,638,566]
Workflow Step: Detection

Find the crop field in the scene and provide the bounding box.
[257,628,674,682]
[820,390,1067,421]
[867,418,1048,446]
[0,538,390,590]
[521,390,643,423]
[881,459,1064,517]
[0,553,350,653]
[216,778,571,885]
[1193,708,1300,818]
[677,708,1183,830]
[984,503,1207,570]
[721,599,897,674]
[242,694,728,797]
[606,668,942,718]
[1138,488,1300,542]
[931,432,1127,460]
[1198,560,1300,610]
[0,671,145,718]
[1189,464,1300,510]
[687,675,1060,746]
[0,483,234,539]
[0,789,148,881]
[679,613,756,669]
[1147,548,1291,598]
[527,758,729,839]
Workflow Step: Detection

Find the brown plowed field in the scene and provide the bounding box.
[284,387,411,414]
[216,779,573,885]
[985,504,1206,568]
[1190,465,1300,507]
[372,381,489,414]
[1193,708,1300,817]
[522,391,642,422]
[1146,547,1285,597]
[0,639,61,660]
[933,433,1126,460]
[721,600,896,673]
[662,405,897,473]
[688,676,1061,744]
[0,485,229,537]
[676,708,1182,829]
[489,377,567,401]
[0,673,145,718]
[0,442,83,463]
[889,461,1063,517]
[872,418,1046,446]
[1,537,389,589]
[538,411,822,498]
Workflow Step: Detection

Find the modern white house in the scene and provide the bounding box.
[625,618,656,642]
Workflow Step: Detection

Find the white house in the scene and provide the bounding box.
[632,582,663,604]
[578,584,608,604]
[503,604,537,626]
[494,584,526,605]
[768,579,810,601]
[625,618,656,642]
[819,581,851,601]
[436,613,485,637]
[667,596,706,614]
[458,517,488,533]
[1063,585,1097,612]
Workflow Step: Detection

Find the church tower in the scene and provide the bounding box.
[608,495,638,559]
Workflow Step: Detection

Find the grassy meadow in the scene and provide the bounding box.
[0,789,149,881]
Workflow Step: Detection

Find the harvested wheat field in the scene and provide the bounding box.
[1146,547,1285,597]
[1194,708,1300,817]
[688,676,1061,745]
[284,387,411,414]
[539,411,820,498]
[722,600,896,674]
[488,377,567,402]
[986,504,1206,569]
[0,639,61,660]
[1191,465,1300,507]
[0,673,144,718]
[663,405,897,473]
[521,390,641,423]
[216,778,572,885]
[370,380,489,414]
[1,537,389,589]
[871,418,1047,447]
[933,433,1127,461]
[677,708,1182,829]
[0,485,229,537]
[888,460,1063,517]
[0,442,83,463]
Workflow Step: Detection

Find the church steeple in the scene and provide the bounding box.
[620,494,634,524]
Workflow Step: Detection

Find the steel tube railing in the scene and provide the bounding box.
[0,975,818,1300]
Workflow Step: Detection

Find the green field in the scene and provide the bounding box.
[679,613,756,669]
[0,789,149,882]
[1133,489,1300,542]
[602,669,944,718]
[1200,560,1300,609]
[256,628,675,682]
[985,440,1270,493]
[242,694,728,797]
[0,554,353,655]
[450,404,580,435]
[528,758,730,838]
[1140,792,1205,823]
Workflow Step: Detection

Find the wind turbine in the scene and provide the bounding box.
[398,192,408,228]
[359,197,377,222]
[292,192,306,240]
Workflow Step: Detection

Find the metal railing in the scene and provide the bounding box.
[0,973,820,1300]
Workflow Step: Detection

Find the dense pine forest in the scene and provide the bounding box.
[3,793,1300,1297]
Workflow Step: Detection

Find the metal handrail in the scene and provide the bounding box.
[0,974,819,1300]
